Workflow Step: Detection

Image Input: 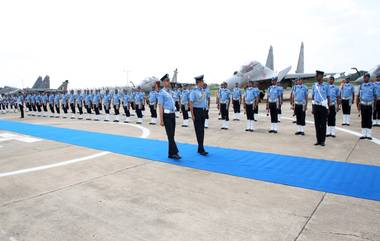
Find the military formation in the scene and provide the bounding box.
[2,71,380,157]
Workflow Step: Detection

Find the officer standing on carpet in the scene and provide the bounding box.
[340,77,355,126]
[326,76,341,138]
[232,83,242,121]
[291,78,308,135]
[158,74,181,160]
[373,73,380,127]
[190,75,208,156]
[312,70,330,146]
[357,73,376,140]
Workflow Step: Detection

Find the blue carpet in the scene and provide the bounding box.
[1,119,380,201]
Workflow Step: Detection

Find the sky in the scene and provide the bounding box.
[0,0,379,89]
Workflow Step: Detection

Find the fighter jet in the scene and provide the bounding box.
[354,65,380,84]
[226,42,331,91]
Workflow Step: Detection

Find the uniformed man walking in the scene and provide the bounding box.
[122,89,131,123]
[158,74,181,160]
[190,75,208,156]
[340,77,355,126]
[219,82,231,130]
[232,83,242,121]
[266,77,282,133]
[103,89,111,122]
[291,78,308,135]
[326,76,341,138]
[357,73,376,140]
[312,70,330,146]
[148,86,159,125]
[180,84,190,127]
[373,73,380,127]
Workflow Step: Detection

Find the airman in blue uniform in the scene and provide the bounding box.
[54,93,61,118]
[42,93,48,116]
[17,92,25,118]
[219,82,231,129]
[172,85,181,118]
[61,91,69,118]
[35,93,42,116]
[122,89,131,123]
[232,83,242,120]
[312,70,330,146]
[103,89,111,121]
[326,77,341,137]
[48,93,55,117]
[84,90,92,120]
[357,73,376,140]
[190,75,208,156]
[93,90,101,121]
[252,82,260,121]
[134,87,145,124]
[69,90,77,119]
[77,90,84,119]
[148,85,159,125]
[180,84,190,127]
[373,73,380,127]
[113,89,121,122]
[291,78,308,135]
[243,81,259,131]
[266,77,282,133]
[25,94,31,113]
[340,77,355,125]
[158,74,181,160]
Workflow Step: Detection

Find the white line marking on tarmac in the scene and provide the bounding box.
[0,151,110,178]
[258,114,380,145]
[0,133,42,143]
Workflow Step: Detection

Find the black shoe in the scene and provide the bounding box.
[300,132,305,136]
[254,120,257,122]
[124,121,129,123]
[367,137,373,140]
[273,131,278,134]
[104,120,109,122]
[249,129,254,132]
[331,135,336,138]
[245,129,250,132]
[360,136,366,140]
[198,151,208,156]
[320,142,325,146]
[169,154,181,160]
[326,134,331,137]
[314,142,320,146]
[292,121,296,124]
[205,127,208,129]
[295,132,301,135]
[221,127,225,130]
[268,130,274,133]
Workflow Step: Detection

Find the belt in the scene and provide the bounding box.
[342,98,351,100]
[269,101,277,104]
[245,101,253,105]
[194,107,207,110]
[294,101,305,105]
[164,109,175,114]
[360,101,373,106]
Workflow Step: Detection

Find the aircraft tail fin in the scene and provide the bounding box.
[58,80,69,92]
[277,66,292,82]
[296,42,304,74]
[32,76,44,89]
[265,46,274,71]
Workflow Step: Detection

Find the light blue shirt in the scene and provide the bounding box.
[181,89,190,105]
[219,88,231,104]
[294,84,308,104]
[35,95,41,104]
[93,93,100,104]
[374,82,380,98]
[134,92,145,105]
[49,95,54,104]
[25,95,31,104]
[69,94,76,103]
[328,84,340,105]
[190,87,207,108]
[103,94,111,105]
[268,85,282,103]
[113,93,120,105]
[312,82,329,103]
[158,88,176,112]
[61,94,68,106]
[17,96,24,105]
[232,88,242,100]
[148,91,158,105]
[341,83,355,99]
[77,94,83,106]
[244,87,256,104]
[359,83,375,102]
[172,89,180,101]
[123,94,129,106]
[85,94,92,105]
[42,95,48,104]
[54,95,60,104]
